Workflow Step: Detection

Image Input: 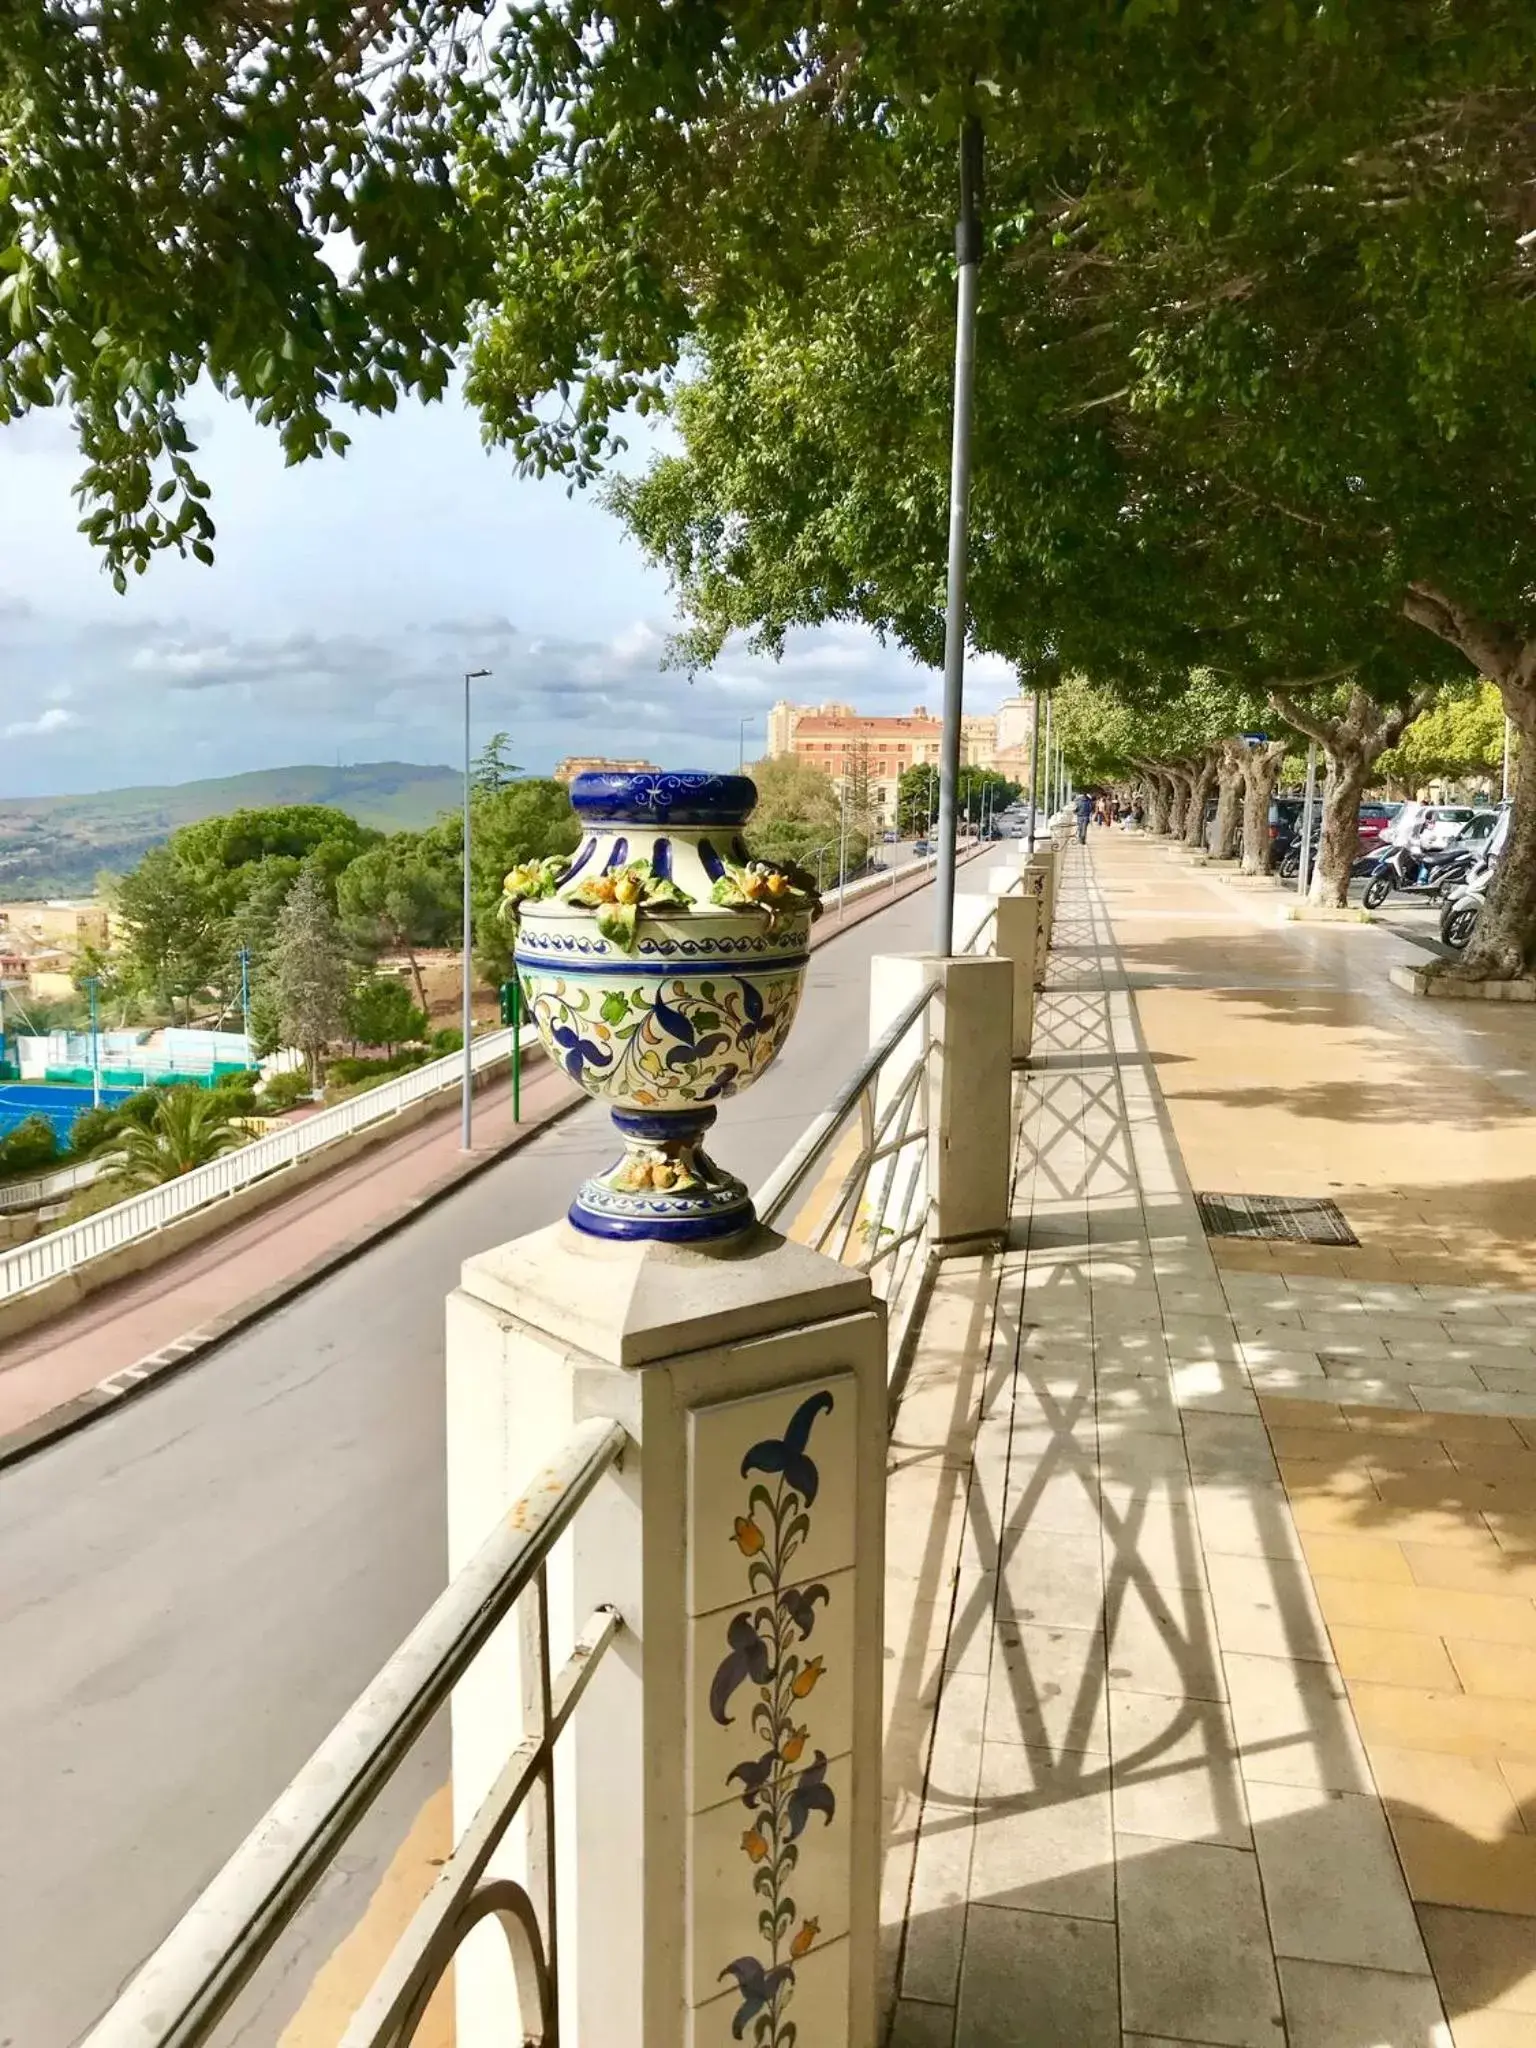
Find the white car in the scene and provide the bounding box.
[1417,804,1484,850]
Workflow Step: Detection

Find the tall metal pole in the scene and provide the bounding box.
[1504,715,1514,802]
[932,117,983,956]
[1043,694,1055,828]
[238,945,252,1051]
[1297,741,1320,900]
[87,974,101,1108]
[1028,688,1043,847]
[738,715,756,773]
[461,668,491,1151]
[836,769,849,919]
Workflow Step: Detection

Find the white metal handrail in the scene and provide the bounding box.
[0,1025,533,1301]
[83,1416,626,2048]
[0,1157,99,1212]
[755,875,1017,1364]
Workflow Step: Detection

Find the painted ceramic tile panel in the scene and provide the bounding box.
[687,1374,856,1619]
[688,1754,854,2017]
[688,1933,851,2047]
[688,1565,854,1815]
[686,1378,856,2043]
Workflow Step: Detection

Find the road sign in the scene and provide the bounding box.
[1240,731,1270,747]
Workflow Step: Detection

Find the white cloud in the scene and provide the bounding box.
[4,706,76,738]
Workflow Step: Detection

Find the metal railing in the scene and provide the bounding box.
[755,878,1014,1366]
[0,1025,534,1301]
[84,1416,626,2048]
[0,1156,99,1213]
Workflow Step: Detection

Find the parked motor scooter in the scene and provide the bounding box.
[1437,806,1510,949]
[1362,835,1480,910]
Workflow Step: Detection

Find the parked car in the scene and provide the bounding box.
[882,829,900,843]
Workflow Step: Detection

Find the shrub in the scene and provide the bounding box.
[0,1114,60,1178]
[209,1078,259,1116]
[430,1026,463,1054]
[68,1105,125,1157]
[254,1069,314,1113]
[324,1047,431,1087]
[345,976,428,1052]
[214,1067,262,1092]
[117,1089,167,1129]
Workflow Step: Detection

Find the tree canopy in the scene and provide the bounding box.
[9,2,1536,966]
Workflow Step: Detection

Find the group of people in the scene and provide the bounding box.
[1073,791,1138,841]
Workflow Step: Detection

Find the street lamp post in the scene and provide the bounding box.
[738,715,757,773]
[462,668,492,1152]
[1504,715,1514,802]
[933,116,983,957]
[237,945,252,1051]
[84,973,101,1108]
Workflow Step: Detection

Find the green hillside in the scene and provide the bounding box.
[0,762,462,895]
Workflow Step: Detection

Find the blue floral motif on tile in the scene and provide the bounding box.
[712,1391,837,2045]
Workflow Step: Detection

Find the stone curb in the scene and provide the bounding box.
[1389,963,1536,1002]
[1281,904,1375,925]
[0,853,971,1469]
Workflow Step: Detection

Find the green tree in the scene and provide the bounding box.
[269,868,348,1086]
[344,976,429,1055]
[96,1088,247,1191]
[12,1,1532,965]
[423,777,582,985]
[473,733,522,794]
[745,758,868,882]
[114,844,223,1024]
[1376,682,1509,794]
[337,833,458,1010]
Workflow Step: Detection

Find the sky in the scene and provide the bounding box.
[0,388,1018,798]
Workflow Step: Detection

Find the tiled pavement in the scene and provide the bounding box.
[881,838,1536,2048]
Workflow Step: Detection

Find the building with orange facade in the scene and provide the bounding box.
[765,696,1037,828]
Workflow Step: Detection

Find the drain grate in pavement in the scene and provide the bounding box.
[1195,1191,1360,1247]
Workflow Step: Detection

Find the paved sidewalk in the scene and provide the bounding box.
[882,835,1536,2048]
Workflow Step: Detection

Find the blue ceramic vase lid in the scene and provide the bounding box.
[568,769,757,827]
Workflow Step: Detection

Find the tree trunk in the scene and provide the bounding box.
[1184,752,1219,848]
[1142,771,1172,836]
[1167,769,1191,840]
[1239,741,1287,874]
[1455,678,1536,980]
[1399,585,1536,980]
[1308,749,1368,908]
[1211,746,1244,861]
[405,946,429,1014]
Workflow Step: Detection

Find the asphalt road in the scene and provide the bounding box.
[0,873,955,2048]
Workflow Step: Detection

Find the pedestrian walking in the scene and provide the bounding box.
[1074,789,1094,844]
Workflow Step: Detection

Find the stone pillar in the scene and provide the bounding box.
[446,1225,888,2048]
[1021,854,1054,985]
[869,954,1012,1251]
[994,894,1039,1060]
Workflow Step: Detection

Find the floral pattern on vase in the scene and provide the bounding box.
[712,1391,837,2046]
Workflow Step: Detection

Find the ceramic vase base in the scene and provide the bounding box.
[567,1106,756,1244]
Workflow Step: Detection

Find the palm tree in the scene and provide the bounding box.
[95,1087,249,1191]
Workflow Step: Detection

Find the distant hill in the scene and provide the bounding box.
[0,762,463,896]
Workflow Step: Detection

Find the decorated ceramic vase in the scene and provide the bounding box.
[509,770,816,1242]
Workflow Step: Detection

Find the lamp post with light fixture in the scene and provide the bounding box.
[462,668,491,1151]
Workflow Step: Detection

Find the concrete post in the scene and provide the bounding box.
[994,894,1039,1060]
[870,954,1012,1252]
[446,1225,888,2048]
[1020,857,1053,985]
